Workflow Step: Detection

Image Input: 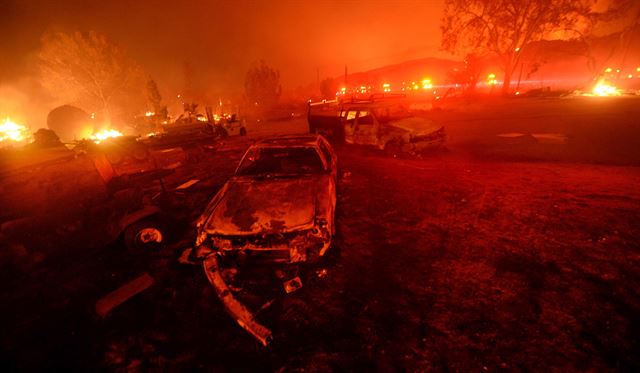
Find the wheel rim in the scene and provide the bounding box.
[136,228,163,245]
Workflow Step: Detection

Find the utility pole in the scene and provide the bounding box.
[344,64,348,88]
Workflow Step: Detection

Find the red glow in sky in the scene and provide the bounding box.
[0,0,446,90]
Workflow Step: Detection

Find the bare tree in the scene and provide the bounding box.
[39,31,145,125]
[244,60,282,110]
[575,3,640,80]
[441,0,596,93]
[146,79,168,119]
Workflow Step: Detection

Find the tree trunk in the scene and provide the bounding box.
[502,52,518,95]
[501,69,512,95]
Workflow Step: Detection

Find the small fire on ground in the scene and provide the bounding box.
[591,80,620,96]
[89,128,123,143]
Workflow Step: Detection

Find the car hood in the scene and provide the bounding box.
[387,116,442,136]
[203,176,321,236]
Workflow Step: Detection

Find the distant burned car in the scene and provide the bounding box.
[342,101,445,155]
[217,114,247,137]
[308,97,446,155]
[196,134,337,262]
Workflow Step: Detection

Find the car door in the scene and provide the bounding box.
[316,137,337,233]
[342,108,358,144]
[351,110,378,145]
[318,136,337,180]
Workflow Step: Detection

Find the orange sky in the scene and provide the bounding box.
[0,0,447,91]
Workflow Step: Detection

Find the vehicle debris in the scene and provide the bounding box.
[178,247,198,265]
[175,178,200,190]
[95,273,155,318]
[203,255,273,346]
[316,268,329,278]
[283,277,303,293]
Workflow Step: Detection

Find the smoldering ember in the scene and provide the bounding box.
[1,0,640,370]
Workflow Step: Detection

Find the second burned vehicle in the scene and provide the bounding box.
[193,134,337,344]
[308,97,446,155]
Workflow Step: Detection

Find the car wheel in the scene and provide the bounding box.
[217,127,229,138]
[124,219,165,251]
[384,139,403,157]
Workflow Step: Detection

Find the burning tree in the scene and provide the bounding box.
[39,31,145,125]
[146,79,168,120]
[244,60,282,110]
[441,0,596,93]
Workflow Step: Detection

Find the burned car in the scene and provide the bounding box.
[308,97,446,155]
[217,114,248,136]
[343,100,446,155]
[196,134,337,260]
[194,134,337,344]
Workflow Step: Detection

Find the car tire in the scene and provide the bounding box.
[124,219,165,251]
[384,139,403,157]
[217,127,229,139]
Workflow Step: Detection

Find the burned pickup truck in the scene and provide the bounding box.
[308,97,446,155]
[193,134,337,345]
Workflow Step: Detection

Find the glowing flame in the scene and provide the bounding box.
[487,73,497,86]
[592,80,620,96]
[145,111,155,117]
[90,129,123,143]
[0,118,30,144]
[421,79,432,89]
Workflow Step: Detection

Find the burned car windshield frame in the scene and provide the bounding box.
[235,145,327,176]
[341,103,412,124]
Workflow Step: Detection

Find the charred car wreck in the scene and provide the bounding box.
[194,134,337,344]
[308,96,446,155]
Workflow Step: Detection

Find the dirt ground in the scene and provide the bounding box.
[1,96,639,371]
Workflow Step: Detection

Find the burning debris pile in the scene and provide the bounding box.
[89,128,123,143]
[591,80,621,96]
[0,118,31,147]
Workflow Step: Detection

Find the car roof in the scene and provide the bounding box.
[254,134,322,147]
